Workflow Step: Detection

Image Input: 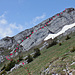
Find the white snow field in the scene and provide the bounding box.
[44,23,75,41]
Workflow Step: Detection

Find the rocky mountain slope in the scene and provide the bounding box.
[6,33,75,75]
[0,8,75,56]
[0,8,75,75]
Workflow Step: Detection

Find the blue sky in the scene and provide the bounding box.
[0,0,75,39]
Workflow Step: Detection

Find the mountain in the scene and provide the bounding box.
[0,8,75,75]
[0,8,75,61]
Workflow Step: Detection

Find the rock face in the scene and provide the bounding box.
[0,8,75,51]
[0,36,17,49]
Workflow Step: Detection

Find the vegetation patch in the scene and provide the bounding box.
[65,35,71,40]
[33,48,41,58]
[46,40,57,49]
[5,59,16,71]
[0,70,6,75]
[70,47,75,52]
[27,54,33,63]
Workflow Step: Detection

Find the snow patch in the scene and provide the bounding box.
[44,23,75,41]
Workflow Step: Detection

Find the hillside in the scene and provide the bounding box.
[0,8,75,64]
[7,32,75,75]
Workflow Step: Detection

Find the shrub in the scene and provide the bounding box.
[70,47,75,52]
[33,48,41,58]
[45,65,49,69]
[5,59,16,71]
[1,64,6,71]
[65,35,71,40]
[27,54,33,63]
[19,55,23,61]
[0,70,6,75]
[59,43,62,46]
[46,40,57,49]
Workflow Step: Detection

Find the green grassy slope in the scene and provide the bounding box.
[8,34,75,75]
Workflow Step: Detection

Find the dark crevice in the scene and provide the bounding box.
[30,42,34,46]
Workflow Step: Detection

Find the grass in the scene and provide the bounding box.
[0,37,45,70]
[71,65,75,69]
[48,51,75,74]
[7,34,75,75]
[0,46,35,69]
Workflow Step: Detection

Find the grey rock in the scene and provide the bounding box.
[71,62,75,65]
[0,8,75,54]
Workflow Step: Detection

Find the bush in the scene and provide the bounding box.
[45,65,49,69]
[46,41,57,49]
[70,47,75,52]
[65,35,71,40]
[59,43,62,46]
[19,55,23,61]
[27,54,33,63]
[1,64,6,71]
[0,70,6,75]
[5,59,16,71]
[33,48,41,58]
